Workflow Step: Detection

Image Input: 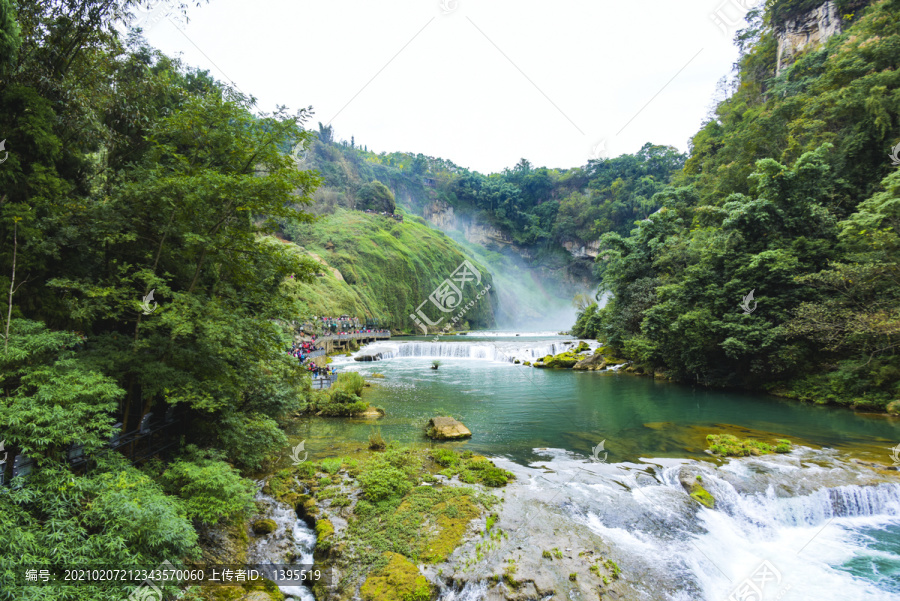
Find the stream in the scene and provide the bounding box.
[274,331,900,600]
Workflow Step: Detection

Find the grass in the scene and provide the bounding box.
[706,434,792,457]
[282,209,495,332]
[427,448,514,487]
[304,446,506,593]
[369,427,386,451]
[359,552,433,601]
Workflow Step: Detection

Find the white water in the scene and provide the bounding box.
[570,452,900,601]
[352,339,597,364]
[247,486,317,601]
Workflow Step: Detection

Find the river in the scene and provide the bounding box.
[287,331,900,601]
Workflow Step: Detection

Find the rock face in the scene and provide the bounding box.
[573,352,606,371]
[423,201,510,247]
[561,239,601,259]
[425,416,472,440]
[775,1,842,74]
[355,352,384,362]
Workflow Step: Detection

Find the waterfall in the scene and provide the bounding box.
[603,456,900,601]
[354,340,589,363]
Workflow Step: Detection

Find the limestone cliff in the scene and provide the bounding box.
[775,1,843,74]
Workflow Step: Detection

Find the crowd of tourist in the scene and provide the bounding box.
[286,316,389,382]
[288,339,322,363]
[306,364,335,378]
[299,315,389,337]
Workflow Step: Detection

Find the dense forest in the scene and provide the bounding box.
[0,1,331,598]
[300,125,685,277]
[1,0,898,598]
[573,0,900,410]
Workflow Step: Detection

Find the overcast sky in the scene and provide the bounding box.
[133,0,758,174]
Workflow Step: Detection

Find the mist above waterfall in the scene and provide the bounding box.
[430,223,595,332]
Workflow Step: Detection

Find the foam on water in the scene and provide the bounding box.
[350,339,597,364]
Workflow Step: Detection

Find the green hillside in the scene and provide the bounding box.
[282,209,496,332]
[575,0,900,410]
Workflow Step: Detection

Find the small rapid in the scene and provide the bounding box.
[247,485,317,601]
[496,448,900,601]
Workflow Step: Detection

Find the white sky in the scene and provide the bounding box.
[135,0,757,174]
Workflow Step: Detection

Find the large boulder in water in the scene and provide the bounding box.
[355,351,383,362]
[425,416,472,440]
[573,352,606,371]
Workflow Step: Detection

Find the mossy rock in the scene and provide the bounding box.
[542,351,580,368]
[360,552,434,601]
[706,434,791,457]
[523,361,532,366]
[315,518,335,556]
[251,519,277,535]
[689,482,715,509]
[199,578,285,601]
[574,341,590,353]
[887,400,900,415]
[263,470,305,508]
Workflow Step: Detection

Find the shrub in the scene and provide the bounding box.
[332,372,366,396]
[357,463,413,502]
[480,466,511,487]
[369,427,386,451]
[319,457,343,474]
[431,448,460,467]
[160,447,256,526]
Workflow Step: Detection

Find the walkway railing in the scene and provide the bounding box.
[310,331,391,343]
[311,376,335,390]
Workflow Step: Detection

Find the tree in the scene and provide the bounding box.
[356,180,396,213]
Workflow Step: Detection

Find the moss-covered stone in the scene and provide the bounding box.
[251,519,277,535]
[360,552,434,601]
[536,351,582,369]
[887,400,900,415]
[420,495,480,562]
[263,470,305,508]
[196,577,286,601]
[706,434,792,457]
[689,482,715,509]
[315,518,335,554]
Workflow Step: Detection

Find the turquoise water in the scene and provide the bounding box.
[290,332,900,601]
[306,333,900,466]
